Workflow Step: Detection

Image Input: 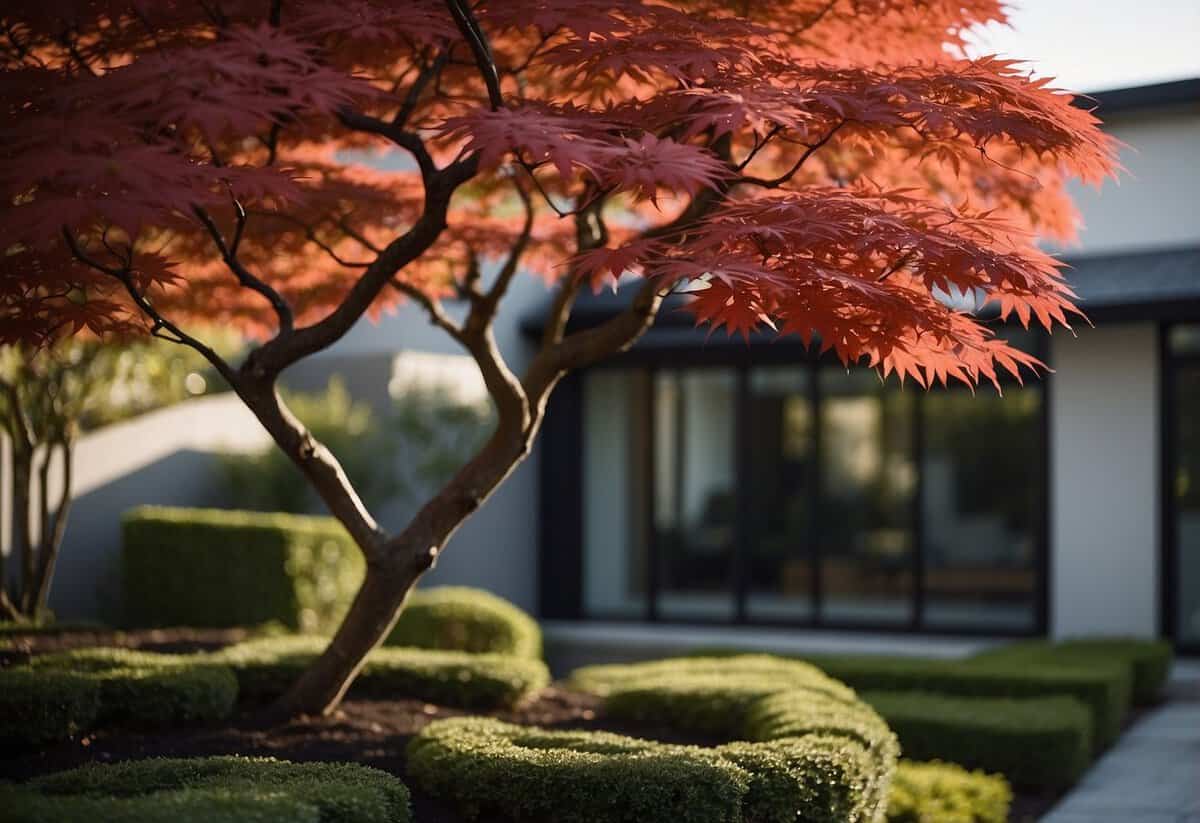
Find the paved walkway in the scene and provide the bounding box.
[1041,663,1200,822]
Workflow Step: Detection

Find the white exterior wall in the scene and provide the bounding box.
[1050,324,1160,638]
[1065,106,1200,254]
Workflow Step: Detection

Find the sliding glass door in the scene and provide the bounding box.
[1167,325,1200,650]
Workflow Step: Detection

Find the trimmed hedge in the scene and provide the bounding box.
[409,715,893,823]
[210,635,548,708]
[496,654,899,823]
[804,654,1130,749]
[887,761,1012,823]
[0,648,237,747]
[385,586,542,659]
[122,506,364,633]
[970,637,1173,705]
[0,756,411,823]
[862,691,1092,788]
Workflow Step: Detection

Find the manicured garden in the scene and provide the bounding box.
[0,508,1175,822]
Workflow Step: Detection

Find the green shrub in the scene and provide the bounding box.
[2,756,411,823]
[408,715,891,823]
[557,655,897,822]
[970,637,1173,706]
[122,506,364,633]
[0,648,236,747]
[210,635,548,708]
[0,668,101,746]
[887,761,1011,823]
[385,586,542,659]
[862,691,1092,788]
[804,653,1130,750]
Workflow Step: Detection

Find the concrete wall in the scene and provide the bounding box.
[1049,323,1160,638]
[1,394,273,621]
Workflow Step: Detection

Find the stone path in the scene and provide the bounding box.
[1041,663,1200,822]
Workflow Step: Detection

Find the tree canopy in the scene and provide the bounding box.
[2,0,1116,389]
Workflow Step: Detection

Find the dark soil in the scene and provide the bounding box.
[0,631,1063,821]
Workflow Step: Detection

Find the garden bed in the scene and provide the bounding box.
[0,684,1055,822]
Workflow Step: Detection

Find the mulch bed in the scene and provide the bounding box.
[0,632,1063,822]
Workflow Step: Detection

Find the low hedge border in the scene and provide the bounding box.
[402,654,897,823]
[0,756,411,823]
[970,638,1173,705]
[209,635,548,709]
[0,648,237,747]
[803,654,1129,750]
[862,691,1092,788]
[887,760,1012,823]
[122,506,364,633]
[385,586,542,660]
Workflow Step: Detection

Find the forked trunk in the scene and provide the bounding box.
[269,416,538,719]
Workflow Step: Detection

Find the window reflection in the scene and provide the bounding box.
[922,390,1040,630]
[818,370,916,624]
[746,367,814,620]
[1172,356,1200,645]
[654,369,737,619]
[581,370,649,617]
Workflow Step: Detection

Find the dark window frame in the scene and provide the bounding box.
[1161,322,1200,655]
[539,336,1050,638]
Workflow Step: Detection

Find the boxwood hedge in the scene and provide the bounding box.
[861,691,1092,788]
[804,653,1130,749]
[210,635,548,708]
[407,654,896,823]
[122,506,364,633]
[886,761,1011,823]
[385,586,542,659]
[0,648,237,747]
[0,756,411,823]
[970,637,1173,706]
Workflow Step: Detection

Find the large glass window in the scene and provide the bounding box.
[574,342,1045,632]
[922,390,1041,630]
[746,368,814,620]
[581,370,649,617]
[653,369,738,619]
[1169,325,1200,649]
[819,370,916,624]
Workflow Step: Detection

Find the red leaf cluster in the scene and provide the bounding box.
[1,0,1118,388]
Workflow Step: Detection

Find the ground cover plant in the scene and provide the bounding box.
[0,756,412,823]
[886,760,1012,823]
[1,0,1117,717]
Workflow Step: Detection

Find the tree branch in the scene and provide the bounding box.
[444,0,504,110]
[737,120,846,188]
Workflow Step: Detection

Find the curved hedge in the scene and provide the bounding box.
[0,756,411,823]
[0,648,237,747]
[385,586,542,659]
[210,635,548,708]
[408,655,897,823]
[887,761,1011,823]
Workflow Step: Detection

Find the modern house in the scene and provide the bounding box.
[6,78,1197,661]
[529,77,1200,658]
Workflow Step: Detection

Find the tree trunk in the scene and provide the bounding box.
[268,558,425,718]
[270,416,538,718]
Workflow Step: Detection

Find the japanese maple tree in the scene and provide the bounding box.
[0,0,1116,717]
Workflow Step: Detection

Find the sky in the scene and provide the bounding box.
[964,0,1200,93]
